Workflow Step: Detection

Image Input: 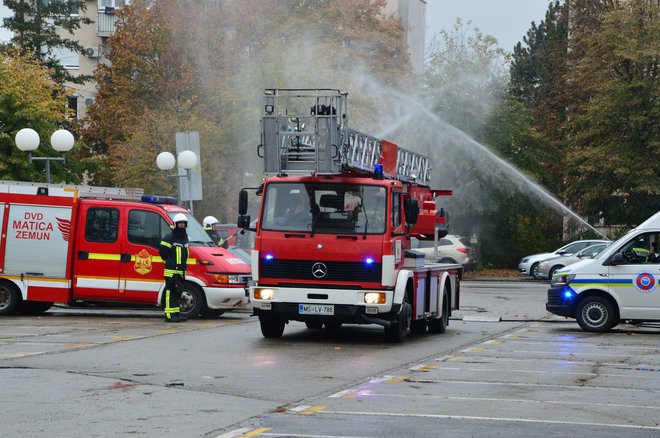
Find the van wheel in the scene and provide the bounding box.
[260,313,285,338]
[21,301,53,315]
[576,296,618,332]
[0,282,20,316]
[200,308,226,319]
[429,285,449,334]
[179,283,204,318]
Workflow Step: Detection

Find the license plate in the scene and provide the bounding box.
[299,304,334,315]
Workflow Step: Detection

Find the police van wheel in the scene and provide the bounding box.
[576,296,618,332]
[179,283,203,318]
[0,282,20,316]
[260,314,285,338]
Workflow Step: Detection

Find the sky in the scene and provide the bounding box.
[0,1,553,51]
[425,0,552,52]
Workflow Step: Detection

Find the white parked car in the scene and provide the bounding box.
[412,235,478,271]
[536,242,609,280]
[518,239,609,279]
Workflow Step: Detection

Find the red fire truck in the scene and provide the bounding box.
[238,89,462,342]
[0,182,250,317]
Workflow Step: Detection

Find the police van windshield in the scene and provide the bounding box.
[260,182,387,234]
[167,212,213,245]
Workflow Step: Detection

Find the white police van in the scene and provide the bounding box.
[547,211,660,332]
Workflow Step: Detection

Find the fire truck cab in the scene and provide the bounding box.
[239,89,461,342]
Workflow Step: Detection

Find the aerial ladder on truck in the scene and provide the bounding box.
[240,89,460,342]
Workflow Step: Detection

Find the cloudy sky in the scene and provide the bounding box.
[1,1,552,54]
[426,0,552,52]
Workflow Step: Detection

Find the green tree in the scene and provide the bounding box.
[0,49,72,183]
[3,0,93,85]
[565,0,660,226]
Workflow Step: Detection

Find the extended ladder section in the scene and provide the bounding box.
[0,180,144,200]
[261,89,431,186]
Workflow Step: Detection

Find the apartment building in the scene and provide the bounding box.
[5,0,425,117]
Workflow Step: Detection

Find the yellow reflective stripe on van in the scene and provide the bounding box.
[83,253,193,264]
[88,253,121,261]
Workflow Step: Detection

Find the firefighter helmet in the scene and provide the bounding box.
[173,213,188,226]
[203,216,219,229]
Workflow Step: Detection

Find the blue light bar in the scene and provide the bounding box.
[265,254,274,261]
[373,163,384,180]
[141,195,178,205]
[365,257,374,265]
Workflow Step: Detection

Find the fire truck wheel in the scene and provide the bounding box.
[21,301,53,315]
[305,321,323,329]
[410,319,427,334]
[259,314,285,338]
[324,322,342,330]
[200,308,226,319]
[0,282,21,316]
[428,285,449,334]
[385,296,411,343]
[179,283,204,318]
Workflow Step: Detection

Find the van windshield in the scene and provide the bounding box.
[260,182,387,234]
[167,212,214,245]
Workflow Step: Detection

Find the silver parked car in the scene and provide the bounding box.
[536,242,609,280]
[518,239,609,279]
[412,235,478,271]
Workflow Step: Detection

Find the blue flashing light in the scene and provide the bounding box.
[265,254,274,261]
[142,195,178,205]
[365,257,374,265]
[373,163,384,180]
[564,290,573,299]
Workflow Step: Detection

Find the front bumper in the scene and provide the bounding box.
[250,285,397,326]
[204,286,248,310]
[546,286,576,318]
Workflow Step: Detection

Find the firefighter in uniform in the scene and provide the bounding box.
[160,213,190,322]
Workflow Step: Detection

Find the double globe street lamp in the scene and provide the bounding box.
[156,150,198,215]
[15,128,75,184]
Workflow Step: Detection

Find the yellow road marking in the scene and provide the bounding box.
[238,427,272,437]
[384,376,405,383]
[298,405,326,415]
[447,355,464,361]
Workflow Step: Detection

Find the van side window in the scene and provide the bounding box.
[128,210,169,249]
[85,208,119,243]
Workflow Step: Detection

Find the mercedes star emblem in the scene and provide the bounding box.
[312,262,327,278]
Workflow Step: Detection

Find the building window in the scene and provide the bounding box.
[98,0,130,8]
[51,47,80,69]
[67,96,78,119]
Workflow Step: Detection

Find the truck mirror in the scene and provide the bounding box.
[238,190,248,215]
[404,199,419,225]
[237,214,251,229]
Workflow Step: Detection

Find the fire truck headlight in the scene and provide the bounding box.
[254,288,275,300]
[364,292,386,304]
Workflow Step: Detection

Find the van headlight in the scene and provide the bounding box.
[551,274,575,286]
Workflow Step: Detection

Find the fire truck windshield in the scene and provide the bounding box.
[260,182,387,234]
[167,212,214,245]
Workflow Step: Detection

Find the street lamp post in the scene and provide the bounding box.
[156,151,198,215]
[15,128,75,184]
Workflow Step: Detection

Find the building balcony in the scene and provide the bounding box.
[96,9,118,37]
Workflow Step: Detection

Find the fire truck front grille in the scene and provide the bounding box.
[260,259,382,283]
